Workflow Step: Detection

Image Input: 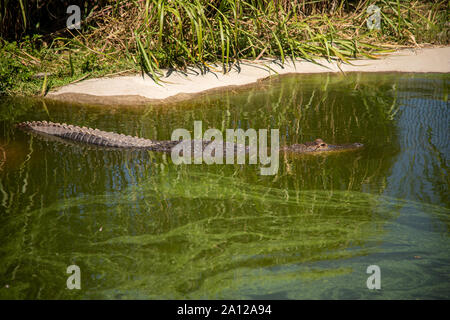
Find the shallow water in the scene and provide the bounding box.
[0,72,448,299]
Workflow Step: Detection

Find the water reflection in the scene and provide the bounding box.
[0,73,448,299]
[387,75,449,207]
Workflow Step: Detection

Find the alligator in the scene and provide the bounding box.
[15,121,364,154]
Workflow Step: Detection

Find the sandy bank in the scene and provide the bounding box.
[47,46,450,106]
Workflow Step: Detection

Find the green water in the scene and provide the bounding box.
[0,73,448,299]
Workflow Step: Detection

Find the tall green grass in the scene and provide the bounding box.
[0,0,448,95]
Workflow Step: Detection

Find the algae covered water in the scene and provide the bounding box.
[0,73,448,299]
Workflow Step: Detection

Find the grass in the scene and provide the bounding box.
[0,0,448,96]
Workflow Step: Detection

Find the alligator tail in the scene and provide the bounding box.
[16,121,160,149]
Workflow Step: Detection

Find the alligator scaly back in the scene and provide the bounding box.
[15,121,172,150]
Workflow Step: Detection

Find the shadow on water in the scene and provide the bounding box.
[0,73,448,299]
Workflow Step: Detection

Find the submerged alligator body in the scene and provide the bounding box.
[16,121,363,154]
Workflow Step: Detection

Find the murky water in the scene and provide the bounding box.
[0,73,448,299]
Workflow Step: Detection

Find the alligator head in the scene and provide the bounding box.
[282,138,364,153]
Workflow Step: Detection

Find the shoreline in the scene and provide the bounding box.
[46,46,450,106]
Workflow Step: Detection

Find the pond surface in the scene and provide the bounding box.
[0,73,448,299]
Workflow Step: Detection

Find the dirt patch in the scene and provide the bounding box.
[46,47,450,106]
